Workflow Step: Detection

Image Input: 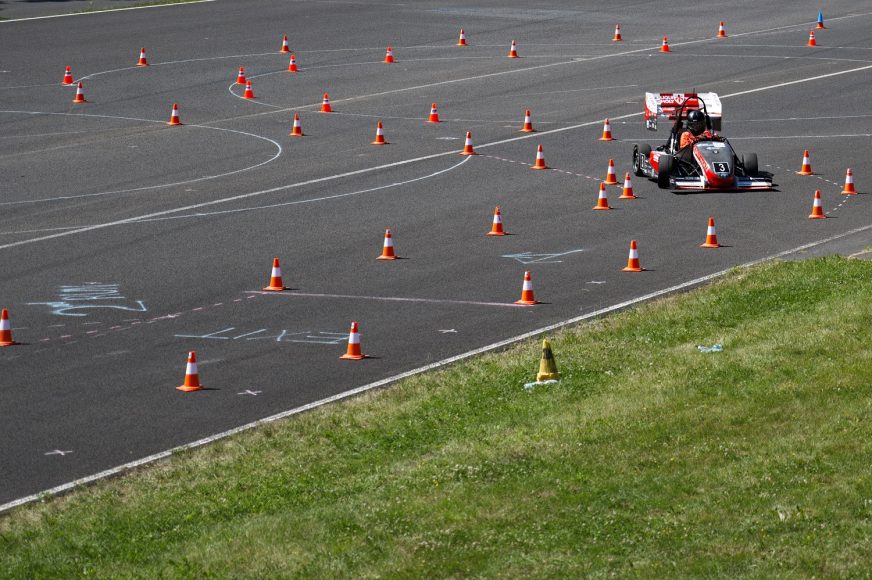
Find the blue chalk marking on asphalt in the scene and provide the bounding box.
[28,283,147,317]
[175,327,346,344]
[502,249,585,264]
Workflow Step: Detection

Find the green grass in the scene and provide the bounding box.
[2,257,872,577]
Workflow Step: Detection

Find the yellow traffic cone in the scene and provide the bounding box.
[535,339,560,382]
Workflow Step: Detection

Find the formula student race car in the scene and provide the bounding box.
[633,92,773,190]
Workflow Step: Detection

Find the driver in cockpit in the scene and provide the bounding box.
[677,109,708,148]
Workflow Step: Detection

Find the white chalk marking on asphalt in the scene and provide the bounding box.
[245,291,524,308]
[0,111,282,207]
[0,0,215,22]
[439,329,458,334]
[5,223,872,514]
[43,450,73,456]
[3,46,872,246]
[237,390,262,396]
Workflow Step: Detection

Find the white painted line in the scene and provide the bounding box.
[0,0,215,22]
[245,291,524,308]
[4,223,871,514]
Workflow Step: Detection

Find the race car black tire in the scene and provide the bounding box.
[743,153,758,177]
[657,155,673,189]
[633,144,651,177]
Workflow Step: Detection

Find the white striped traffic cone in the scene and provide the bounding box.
[339,322,367,360]
[176,351,204,392]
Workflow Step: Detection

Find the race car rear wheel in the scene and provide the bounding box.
[633,144,651,177]
[743,153,758,177]
[657,154,673,189]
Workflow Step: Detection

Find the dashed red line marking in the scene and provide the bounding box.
[481,154,616,184]
[766,163,857,215]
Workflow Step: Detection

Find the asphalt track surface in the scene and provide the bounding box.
[2,0,871,507]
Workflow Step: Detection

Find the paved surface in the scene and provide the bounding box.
[1,0,871,506]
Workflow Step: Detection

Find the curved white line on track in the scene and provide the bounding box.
[0,110,283,206]
[3,222,871,514]
[0,0,215,22]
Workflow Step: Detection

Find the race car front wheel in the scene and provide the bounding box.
[633,144,651,177]
[743,153,758,177]
[657,154,673,189]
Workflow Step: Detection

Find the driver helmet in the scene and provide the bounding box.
[686,109,706,135]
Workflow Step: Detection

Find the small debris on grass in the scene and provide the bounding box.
[697,343,723,353]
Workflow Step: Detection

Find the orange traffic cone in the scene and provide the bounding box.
[717,21,727,38]
[841,168,858,195]
[0,308,17,346]
[287,53,298,72]
[808,30,817,46]
[376,228,398,260]
[167,103,181,126]
[176,351,204,392]
[280,35,290,53]
[137,47,148,66]
[72,81,87,103]
[458,28,467,46]
[797,149,814,175]
[263,257,289,291]
[612,24,622,42]
[531,144,547,169]
[339,322,367,360]
[599,118,614,141]
[320,93,332,112]
[619,173,636,199]
[289,112,304,136]
[660,36,671,52]
[236,67,246,84]
[486,206,507,236]
[428,102,440,123]
[521,110,535,132]
[622,240,644,271]
[604,159,618,184]
[372,120,387,145]
[62,66,74,85]
[809,190,826,219]
[460,131,477,155]
[514,271,539,305]
[384,46,394,63]
[700,217,721,248]
[593,182,612,210]
[508,39,519,58]
[243,80,255,99]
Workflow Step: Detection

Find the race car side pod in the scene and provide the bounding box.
[136,47,148,67]
[486,206,507,236]
[371,120,387,145]
[280,35,290,53]
[809,190,827,219]
[0,309,18,347]
[515,271,539,305]
[243,80,255,99]
[593,183,612,210]
[717,21,727,38]
[660,37,670,52]
[531,144,548,169]
[521,110,535,132]
[167,103,181,126]
[612,24,622,42]
[622,240,644,272]
[289,113,304,136]
[263,257,290,291]
[700,217,721,248]
[808,30,817,47]
[599,118,614,141]
[377,229,398,260]
[816,11,826,29]
[177,352,204,392]
[62,66,74,85]
[620,173,637,199]
[339,322,368,360]
[842,168,858,195]
[797,150,814,175]
[604,159,618,184]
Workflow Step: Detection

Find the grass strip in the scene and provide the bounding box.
[2,257,872,577]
